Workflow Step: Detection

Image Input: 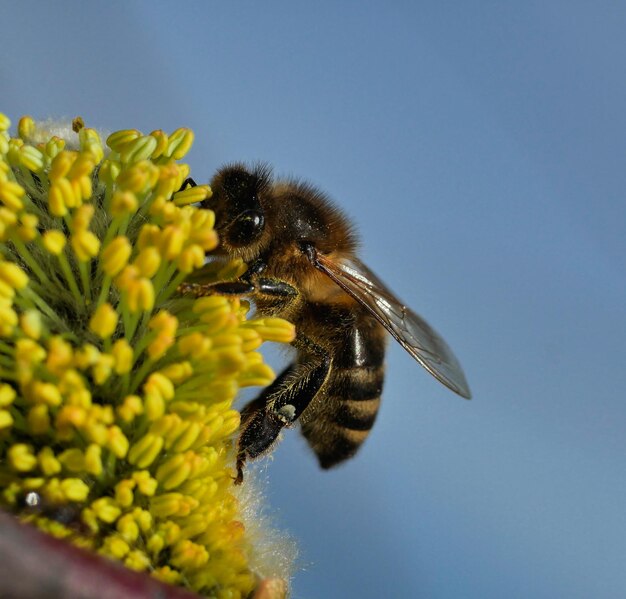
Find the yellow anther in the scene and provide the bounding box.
[101,535,130,559]
[126,277,155,312]
[45,136,66,160]
[48,179,73,216]
[128,433,164,468]
[29,381,62,407]
[72,204,94,230]
[8,443,37,472]
[110,190,138,216]
[16,338,47,367]
[152,567,182,586]
[98,158,121,185]
[165,128,194,159]
[106,129,142,153]
[92,353,115,385]
[49,151,76,181]
[37,447,62,476]
[158,225,185,259]
[116,161,158,193]
[61,478,90,501]
[170,539,208,569]
[6,138,24,166]
[0,113,11,132]
[114,479,136,507]
[239,362,276,387]
[150,493,198,518]
[243,318,296,343]
[159,361,193,383]
[46,337,74,375]
[59,447,86,472]
[178,332,212,359]
[144,392,165,421]
[114,264,139,290]
[0,383,16,407]
[72,229,100,261]
[89,303,118,338]
[124,550,151,573]
[17,213,39,242]
[73,343,100,369]
[101,236,132,277]
[132,471,158,496]
[85,444,103,476]
[169,422,202,453]
[0,180,25,211]
[27,404,51,435]
[17,116,35,140]
[133,247,161,278]
[156,454,192,490]
[0,261,28,289]
[107,426,129,458]
[173,184,211,206]
[92,497,122,523]
[145,372,175,401]
[111,339,133,374]
[79,128,104,162]
[116,394,143,423]
[0,410,13,429]
[136,223,160,249]
[177,244,205,273]
[42,230,67,255]
[68,152,96,180]
[149,129,169,158]
[119,135,158,164]
[19,145,45,171]
[117,513,140,543]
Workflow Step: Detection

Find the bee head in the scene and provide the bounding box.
[204,164,272,258]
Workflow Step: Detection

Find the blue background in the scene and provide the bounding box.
[3,3,626,598]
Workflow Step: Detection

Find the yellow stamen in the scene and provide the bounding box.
[89,303,119,338]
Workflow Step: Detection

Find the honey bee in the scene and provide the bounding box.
[182,164,471,484]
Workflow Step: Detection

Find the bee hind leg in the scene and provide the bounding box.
[235,349,330,484]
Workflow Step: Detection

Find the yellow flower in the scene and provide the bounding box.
[0,114,295,598]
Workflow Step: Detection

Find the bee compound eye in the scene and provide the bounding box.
[227,210,265,246]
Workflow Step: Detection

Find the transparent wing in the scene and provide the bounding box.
[314,253,471,399]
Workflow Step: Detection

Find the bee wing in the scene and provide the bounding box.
[314,253,471,399]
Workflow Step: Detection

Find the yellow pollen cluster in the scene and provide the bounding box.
[0,114,295,598]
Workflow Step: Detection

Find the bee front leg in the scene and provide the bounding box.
[179,280,255,297]
[178,177,197,190]
[178,263,297,299]
[235,346,330,484]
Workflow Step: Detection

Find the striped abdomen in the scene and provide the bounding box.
[300,317,387,469]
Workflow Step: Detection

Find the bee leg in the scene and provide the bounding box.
[178,177,197,191]
[255,278,298,297]
[240,258,267,279]
[179,270,297,300]
[235,363,297,484]
[178,280,255,297]
[236,346,330,484]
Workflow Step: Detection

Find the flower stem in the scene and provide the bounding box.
[9,236,52,288]
[56,252,85,310]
